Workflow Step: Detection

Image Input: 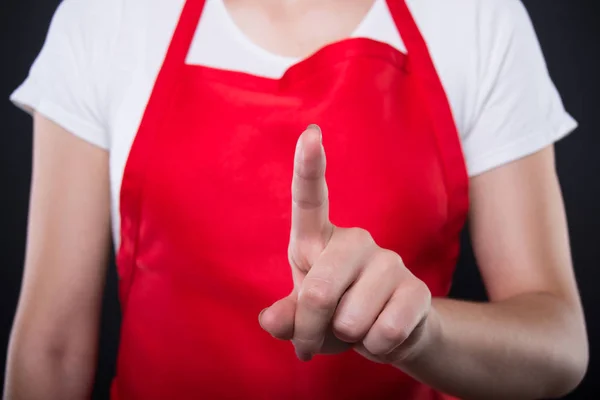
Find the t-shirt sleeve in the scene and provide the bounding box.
[10,0,118,149]
[461,0,577,177]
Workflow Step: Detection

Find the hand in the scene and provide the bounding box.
[259,125,434,366]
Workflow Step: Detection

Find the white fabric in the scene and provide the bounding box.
[10,0,578,246]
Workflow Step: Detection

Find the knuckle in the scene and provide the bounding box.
[346,227,373,245]
[378,319,410,344]
[299,279,338,310]
[291,193,326,210]
[374,249,403,272]
[407,280,432,306]
[362,341,384,357]
[416,281,432,302]
[293,157,325,181]
[333,315,366,342]
[384,249,404,266]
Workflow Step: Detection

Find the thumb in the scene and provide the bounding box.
[259,293,297,340]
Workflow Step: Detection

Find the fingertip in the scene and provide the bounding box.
[306,124,322,143]
[305,125,322,146]
[258,307,268,322]
[295,125,325,167]
[295,346,313,362]
[259,297,296,340]
[258,306,275,330]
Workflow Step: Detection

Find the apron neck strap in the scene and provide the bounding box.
[385,0,432,71]
[165,0,429,71]
[162,0,207,69]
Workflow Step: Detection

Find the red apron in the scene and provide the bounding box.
[113,0,469,398]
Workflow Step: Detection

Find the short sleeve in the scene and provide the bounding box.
[10,0,120,149]
[461,0,578,177]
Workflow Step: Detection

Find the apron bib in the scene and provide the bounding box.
[113,0,469,398]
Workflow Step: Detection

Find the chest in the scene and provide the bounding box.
[106,0,475,246]
[126,45,454,295]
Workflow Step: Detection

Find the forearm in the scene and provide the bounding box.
[4,331,97,400]
[395,293,588,400]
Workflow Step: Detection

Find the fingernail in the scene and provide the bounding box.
[307,124,322,143]
[295,348,313,362]
[258,308,268,325]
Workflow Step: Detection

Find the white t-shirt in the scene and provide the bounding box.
[11,0,577,245]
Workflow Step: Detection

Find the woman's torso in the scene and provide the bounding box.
[103,0,481,246]
[112,0,467,397]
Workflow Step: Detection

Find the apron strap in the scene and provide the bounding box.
[386,0,470,238]
[134,0,206,149]
[386,0,432,73]
[163,0,207,69]
[117,0,207,311]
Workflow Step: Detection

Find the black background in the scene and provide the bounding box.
[1,1,598,398]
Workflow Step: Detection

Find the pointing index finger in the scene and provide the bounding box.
[290,125,332,245]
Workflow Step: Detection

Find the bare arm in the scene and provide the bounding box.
[3,113,111,400]
[395,146,589,399]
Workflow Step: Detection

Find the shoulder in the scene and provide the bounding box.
[9,0,184,149]
[406,0,534,58]
[47,0,184,56]
[407,0,530,28]
[405,0,576,177]
[48,0,123,51]
[39,0,186,116]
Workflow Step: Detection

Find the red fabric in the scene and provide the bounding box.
[112,0,469,398]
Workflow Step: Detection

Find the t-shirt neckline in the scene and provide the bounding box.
[213,0,382,66]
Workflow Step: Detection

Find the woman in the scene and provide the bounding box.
[4,0,589,399]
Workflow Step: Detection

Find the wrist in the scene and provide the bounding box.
[392,303,444,370]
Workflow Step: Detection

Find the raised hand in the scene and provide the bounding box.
[259,125,433,365]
